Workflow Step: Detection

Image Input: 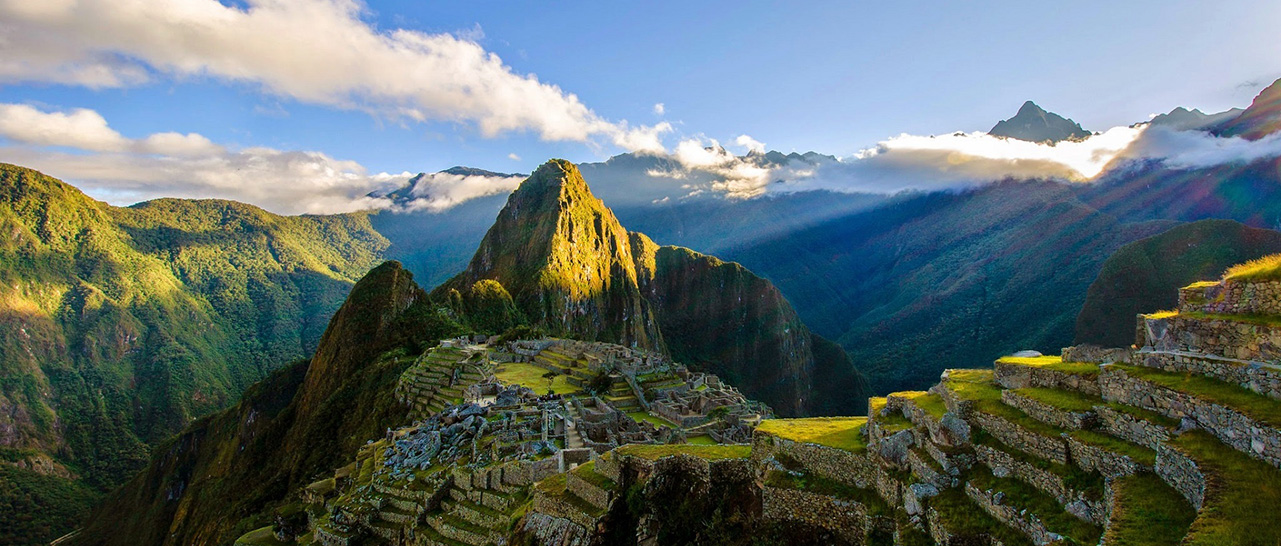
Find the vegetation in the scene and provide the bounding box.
[627,411,676,428]
[1224,253,1281,281]
[927,488,1032,546]
[893,391,947,419]
[614,444,751,461]
[1115,364,1281,428]
[763,469,889,515]
[1175,429,1281,544]
[1075,219,1281,346]
[967,467,1104,545]
[755,417,868,453]
[995,356,1100,377]
[1102,473,1196,546]
[494,363,579,395]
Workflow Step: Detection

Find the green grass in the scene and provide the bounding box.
[686,434,717,445]
[570,462,616,490]
[971,429,1105,500]
[1013,387,1100,413]
[1102,473,1196,546]
[1183,280,1221,289]
[1115,364,1281,428]
[494,362,580,395]
[755,417,868,453]
[968,467,1103,545]
[1175,429,1281,544]
[873,409,914,433]
[614,443,751,461]
[892,390,948,419]
[1223,253,1281,281]
[627,411,676,428]
[995,356,1101,377]
[944,370,1063,438]
[928,488,1033,546]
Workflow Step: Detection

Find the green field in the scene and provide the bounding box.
[494,363,580,395]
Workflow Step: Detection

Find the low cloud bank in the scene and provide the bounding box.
[647,123,1281,200]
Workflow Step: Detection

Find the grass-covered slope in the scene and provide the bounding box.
[0,164,387,544]
[72,261,464,546]
[1075,219,1281,347]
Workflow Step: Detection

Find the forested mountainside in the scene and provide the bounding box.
[1075,219,1281,347]
[0,164,387,544]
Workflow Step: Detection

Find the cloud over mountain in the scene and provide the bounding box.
[0,103,411,214]
[0,0,668,152]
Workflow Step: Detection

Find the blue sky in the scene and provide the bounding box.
[0,0,1278,212]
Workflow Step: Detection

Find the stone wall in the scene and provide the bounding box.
[1064,435,1143,479]
[994,361,1102,397]
[751,432,900,506]
[566,471,614,512]
[1141,313,1281,363]
[1179,280,1281,316]
[519,512,593,546]
[1094,406,1170,451]
[973,412,1067,465]
[1154,444,1207,510]
[1062,345,1131,364]
[1100,366,1281,469]
[973,444,1106,526]
[762,486,871,545]
[964,482,1056,545]
[1001,390,1095,430]
[1135,348,1281,401]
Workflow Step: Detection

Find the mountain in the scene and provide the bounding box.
[722,180,1170,394]
[1213,77,1281,139]
[435,159,866,415]
[989,100,1092,143]
[1148,106,1243,131]
[0,164,387,544]
[71,261,465,546]
[1075,219,1281,347]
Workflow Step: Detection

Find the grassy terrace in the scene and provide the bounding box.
[494,362,580,395]
[755,417,868,453]
[1014,387,1181,429]
[1145,309,1281,329]
[1102,473,1196,546]
[570,461,616,490]
[763,469,890,515]
[891,390,948,419]
[614,443,751,460]
[971,430,1105,500]
[946,370,1156,466]
[1174,429,1281,544]
[1114,363,1281,428]
[968,466,1103,545]
[995,355,1101,377]
[928,488,1033,546]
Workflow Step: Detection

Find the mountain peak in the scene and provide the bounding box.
[990,100,1091,143]
[1214,77,1281,140]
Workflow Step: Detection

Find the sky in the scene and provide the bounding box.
[0,0,1279,213]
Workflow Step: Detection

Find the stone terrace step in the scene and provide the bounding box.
[1166,429,1281,545]
[965,466,1104,546]
[993,356,1102,397]
[970,432,1108,526]
[1102,363,1281,469]
[925,488,1033,546]
[1136,347,1281,401]
[426,512,495,546]
[943,370,1156,477]
[1101,472,1196,546]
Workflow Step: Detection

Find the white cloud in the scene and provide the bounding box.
[0,102,410,214]
[394,171,524,213]
[0,103,129,152]
[643,123,1281,199]
[653,103,665,115]
[735,134,765,154]
[0,0,667,152]
[507,153,521,161]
